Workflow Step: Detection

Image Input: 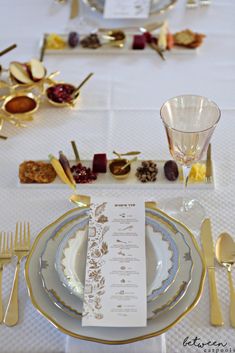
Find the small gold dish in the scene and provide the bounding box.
[46,83,79,108]
[2,92,39,121]
[109,158,131,180]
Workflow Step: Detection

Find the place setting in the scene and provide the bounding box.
[1,0,235,353]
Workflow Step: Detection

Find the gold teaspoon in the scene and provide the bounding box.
[215,233,235,328]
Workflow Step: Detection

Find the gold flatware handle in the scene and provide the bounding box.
[228,271,235,328]
[208,268,224,326]
[0,269,3,323]
[4,263,20,326]
[70,0,79,19]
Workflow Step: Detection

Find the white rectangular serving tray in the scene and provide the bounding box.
[40,33,198,56]
[18,160,214,189]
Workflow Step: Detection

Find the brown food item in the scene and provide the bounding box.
[164,160,179,181]
[80,34,101,49]
[109,159,130,176]
[5,96,37,114]
[173,29,205,48]
[136,160,158,183]
[19,161,56,183]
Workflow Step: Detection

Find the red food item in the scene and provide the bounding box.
[71,163,97,183]
[143,32,152,43]
[92,154,107,173]
[46,84,75,103]
[167,33,174,50]
[132,35,146,50]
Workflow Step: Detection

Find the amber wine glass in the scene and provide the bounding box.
[160,95,220,230]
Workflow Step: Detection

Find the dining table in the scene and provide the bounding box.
[0,0,235,352]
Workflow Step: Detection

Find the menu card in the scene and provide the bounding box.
[103,0,151,19]
[82,198,146,327]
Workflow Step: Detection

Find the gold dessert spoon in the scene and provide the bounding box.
[215,233,235,328]
[72,73,94,100]
[119,156,138,171]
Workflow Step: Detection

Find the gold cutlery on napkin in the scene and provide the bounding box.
[4,222,30,326]
[200,218,224,326]
[216,233,235,328]
[0,232,13,323]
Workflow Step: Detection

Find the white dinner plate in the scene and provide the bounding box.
[25,206,205,344]
[40,208,181,318]
[50,208,193,319]
[55,209,179,302]
[83,0,177,16]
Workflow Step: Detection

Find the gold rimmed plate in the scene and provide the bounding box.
[25,206,205,344]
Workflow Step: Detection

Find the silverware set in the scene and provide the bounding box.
[186,0,211,7]
[0,222,30,326]
[201,218,235,327]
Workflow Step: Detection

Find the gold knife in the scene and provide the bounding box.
[200,218,224,326]
[206,144,212,181]
[70,0,79,19]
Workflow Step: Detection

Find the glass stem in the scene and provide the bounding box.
[182,165,191,212]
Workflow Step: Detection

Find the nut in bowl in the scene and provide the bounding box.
[109,158,131,180]
[2,92,39,121]
[46,83,78,108]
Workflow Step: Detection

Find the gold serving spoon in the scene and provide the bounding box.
[119,156,138,171]
[215,233,235,328]
[72,73,94,100]
[113,151,141,158]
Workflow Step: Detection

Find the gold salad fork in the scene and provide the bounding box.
[0,232,13,323]
[4,222,30,326]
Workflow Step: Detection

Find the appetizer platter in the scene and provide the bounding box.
[41,27,205,58]
[17,148,215,189]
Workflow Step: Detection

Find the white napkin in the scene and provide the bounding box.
[66,334,166,353]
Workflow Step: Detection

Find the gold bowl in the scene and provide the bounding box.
[2,91,39,121]
[109,158,131,180]
[46,83,79,108]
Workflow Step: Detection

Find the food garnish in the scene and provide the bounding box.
[71,163,97,183]
[132,35,146,50]
[5,96,37,114]
[46,83,75,104]
[80,34,101,49]
[49,154,76,189]
[189,163,206,181]
[19,161,56,183]
[59,151,76,187]
[164,160,179,181]
[173,29,206,48]
[46,33,66,49]
[68,32,80,48]
[92,154,107,173]
[136,161,158,182]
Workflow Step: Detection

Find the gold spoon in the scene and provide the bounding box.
[215,233,235,328]
[119,156,138,171]
[113,151,141,158]
[72,73,94,100]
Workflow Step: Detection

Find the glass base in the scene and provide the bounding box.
[159,197,206,233]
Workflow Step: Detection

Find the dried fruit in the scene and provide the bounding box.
[68,32,79,48]
[80,34,101,49]
[136,161,158,182]
[164,160,179,181]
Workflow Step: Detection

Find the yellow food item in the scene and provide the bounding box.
[49,154,75,190]
[46,34,66,50]
[189,163,206,182]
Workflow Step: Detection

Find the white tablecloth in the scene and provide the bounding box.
[0,0,235,352]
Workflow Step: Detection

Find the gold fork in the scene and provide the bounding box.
[0,232,13,323]
[4,222,30,326]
